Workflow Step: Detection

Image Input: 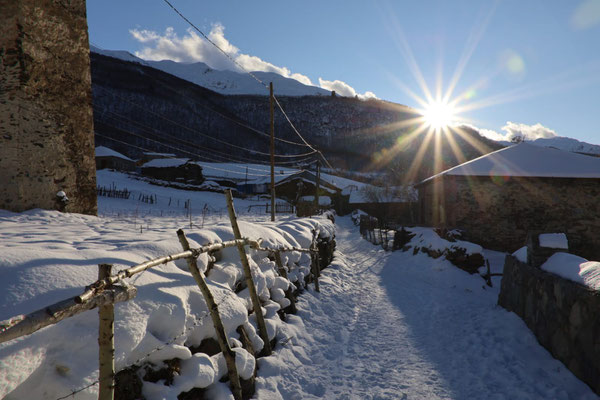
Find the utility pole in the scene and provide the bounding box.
[314,160,321,213]
[269,82,276,222]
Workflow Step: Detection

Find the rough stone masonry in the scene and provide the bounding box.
[0,0,96,214]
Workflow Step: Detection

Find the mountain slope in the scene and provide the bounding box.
[90,45,330,97]
[90,51,502,181]
[531,136,600,156]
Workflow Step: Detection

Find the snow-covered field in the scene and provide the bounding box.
[0,171,597,399]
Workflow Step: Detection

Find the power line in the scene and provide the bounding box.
[91,43,309,147]
[94,86,317,158]
[159,0,334,169]
[161,0,269,89]
[93,105,315,166]
[94,114,314,172]
[95,132,300,178]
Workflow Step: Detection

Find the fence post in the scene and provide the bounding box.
[225,190,272,356]
[177,230,242,400]
[98,264,115,400]
[310,232,320,292]
[311,251,320,292]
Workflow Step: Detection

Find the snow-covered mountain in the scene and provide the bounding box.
[90,45,330,97]
[499,136,600,156]
[530,136,600,156]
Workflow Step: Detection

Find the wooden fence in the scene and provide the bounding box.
[0,190,326,400]
[358,214,498,286]
[247,202,295,214]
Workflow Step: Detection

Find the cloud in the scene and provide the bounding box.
[318,78,379,100]
[130,24,313,86]
[130,24,375,98]
[571,0,600,30]
[501,121,557,140]
[468,122,558,142]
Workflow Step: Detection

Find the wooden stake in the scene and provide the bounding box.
[311,251,320,292]
[225,190,272,355]
[273,250,288,279]
[98,264,115,400]
[269,82,276,222]
[177,230,242,400]
[314,160,320,213]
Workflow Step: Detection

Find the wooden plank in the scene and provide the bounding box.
[98,264,115,400]
[0,285,137,344]
[177,230,242,400]
[225,189,272,356]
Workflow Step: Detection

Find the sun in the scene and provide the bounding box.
[422,101,457,131]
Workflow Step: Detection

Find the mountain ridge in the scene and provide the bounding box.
[90,45,331,97]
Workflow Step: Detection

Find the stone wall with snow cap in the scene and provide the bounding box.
[419,175,600,260]
[498,255,600,394]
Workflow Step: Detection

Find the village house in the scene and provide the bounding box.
[416,142,600,260]
[274,170,340,204]
[141,158,204,185]
[95,146,136,172]
[137,152,177,167]
[339,184,417,224]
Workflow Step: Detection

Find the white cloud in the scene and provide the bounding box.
[130,24,375,98]
[570,0,600,30]
[318,78,379,100]
[466,121,558,142]
[130,24,316,85]
[501,121,557,141]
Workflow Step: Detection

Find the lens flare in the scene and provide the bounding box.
[422,101,457,130]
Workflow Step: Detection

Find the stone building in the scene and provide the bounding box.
[0,0,96,214]
[416,143,600,260]
[141,158,204,185]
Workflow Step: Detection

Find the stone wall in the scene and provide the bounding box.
[418,176,600,260]
[0,0,96,214]
[498,256,600,394]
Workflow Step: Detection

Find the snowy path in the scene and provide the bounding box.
[257,217,597,399]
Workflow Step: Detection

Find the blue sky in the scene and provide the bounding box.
[87,0,600,144]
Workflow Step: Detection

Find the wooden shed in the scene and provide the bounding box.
[141,158,204,185]
[95,146,136,172]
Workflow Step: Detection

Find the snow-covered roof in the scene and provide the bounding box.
[420,142,600,184]
[344,184,417,204]
[142,158,201,168]
[143,152,177,157]
[95,146,133,161]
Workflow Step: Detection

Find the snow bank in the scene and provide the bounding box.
[541,252,600,290]
[539,233,568,249]
[0,204,334,399]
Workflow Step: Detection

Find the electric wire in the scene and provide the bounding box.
[93,105,316,167]
[159,0,335,169]
[95,132,300,178]
[94,86,317,158]
[91,44,309,147]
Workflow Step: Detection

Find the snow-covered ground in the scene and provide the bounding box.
[258,218,597,399]
[0,171,597,399]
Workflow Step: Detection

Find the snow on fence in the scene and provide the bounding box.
[356,212,500,286]
[96,185,131,199]
[0,190,326,400]
[247,203,295,214]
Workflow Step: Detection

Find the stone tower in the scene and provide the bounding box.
[0,0,97,214]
